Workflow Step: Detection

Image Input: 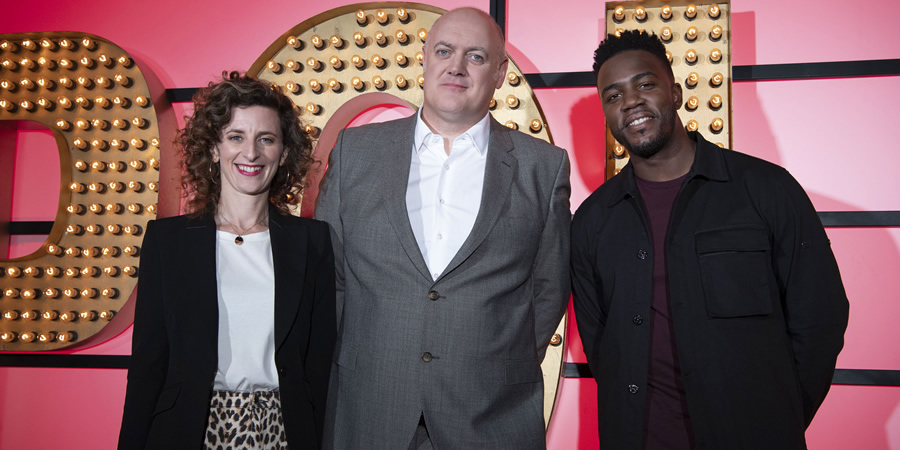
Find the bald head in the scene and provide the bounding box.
[429,7,506,58]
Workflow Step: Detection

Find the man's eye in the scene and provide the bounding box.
[606,93,620,102]
[436,48,450,56]
[469,54,484,63]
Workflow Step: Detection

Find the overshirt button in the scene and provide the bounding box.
[628,384,639,394]
[637,250,648,260]
[801,241,810,249]
[428,290,440,301]
[632,314,643,325]
[422,352,433,362]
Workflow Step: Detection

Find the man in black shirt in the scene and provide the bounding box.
[571,30,849,450]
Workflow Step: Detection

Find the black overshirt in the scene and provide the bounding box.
[571,132,849,450]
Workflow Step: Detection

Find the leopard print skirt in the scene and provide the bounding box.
[203,390,288,450]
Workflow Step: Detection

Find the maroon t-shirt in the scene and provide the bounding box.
[636,174,694,450]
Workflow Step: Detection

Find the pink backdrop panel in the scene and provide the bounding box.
[0,367,127,450]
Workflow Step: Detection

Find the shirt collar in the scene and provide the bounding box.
[607,131,729,207]
[413,109,491,156]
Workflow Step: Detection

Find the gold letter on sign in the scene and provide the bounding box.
[247,3,564,426]
[0,33,176,351]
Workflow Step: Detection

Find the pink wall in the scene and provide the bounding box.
[3,0,900,448]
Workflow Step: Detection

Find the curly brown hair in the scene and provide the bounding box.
[178,71,313,217]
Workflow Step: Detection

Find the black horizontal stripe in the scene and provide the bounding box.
[0,354,129,369]
[818,211,900,227]
[523,59,900,88]
[733,59,900,82]
[1,356,896,387]
[8,220,54,235]
[564,363,900,387]
[8,211,899,237]
[166,60,900,99]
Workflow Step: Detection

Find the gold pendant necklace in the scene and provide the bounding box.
[217,213,268,246]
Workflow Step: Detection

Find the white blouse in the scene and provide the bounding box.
[213,230,278,392]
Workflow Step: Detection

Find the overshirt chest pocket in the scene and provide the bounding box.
[695,226,774,318]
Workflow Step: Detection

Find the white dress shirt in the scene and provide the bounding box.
[213,230,279,392]
[406,111,490,280]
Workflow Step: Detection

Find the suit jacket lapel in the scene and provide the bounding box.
[382,115,433,282]
[441,119,516,278]
[269,207,307,352]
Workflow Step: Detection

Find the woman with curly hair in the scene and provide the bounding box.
[118,72,335,449]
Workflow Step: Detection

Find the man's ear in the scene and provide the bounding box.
[495,57,509,89]
[673,82,683,111]
[420,44,427,70]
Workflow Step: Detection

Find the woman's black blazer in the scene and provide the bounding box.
[117,207,336,449]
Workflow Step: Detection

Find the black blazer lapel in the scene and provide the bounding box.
[269,208,307,352]
[180,214,220,367]
[441,119,516,278]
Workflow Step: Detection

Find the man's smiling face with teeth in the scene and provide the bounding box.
[211,105,287,203]
[596,49,682,160]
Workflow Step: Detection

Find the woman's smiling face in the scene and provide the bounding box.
[212,105,287,204]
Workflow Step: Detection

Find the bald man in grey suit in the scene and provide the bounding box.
[315,8,570,449]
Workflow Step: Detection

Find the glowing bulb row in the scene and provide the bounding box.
[73,158,158,172]
[2,310,114,322]
[684,118,726,134]
[45,244,139,257]
[684,71,725,88]
[0,95,149,113]
[354,8,413,26]
[69,137,157,152]
[663,48,724,65]
[1,285,124,299]
[614,4,721,23]
[0,74,132,92]
[0,37,132,56]
[66,202,154,215]
[0,54,133,73]
[270,51,425,75]
[659,24,724,43]
[684,94,724,111]
[63,221,143,235]
[283,27,426,54]
[0,330,87,344]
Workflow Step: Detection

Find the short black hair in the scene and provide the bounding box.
[592,29,671,78]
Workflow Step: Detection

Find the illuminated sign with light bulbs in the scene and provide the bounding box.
[0,33,173,351]
[605,1,732,179]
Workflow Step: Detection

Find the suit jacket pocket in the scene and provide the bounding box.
[696,226,773,318]
[506,359,542,385]
[152,383,181,416]
[334,340,357,371]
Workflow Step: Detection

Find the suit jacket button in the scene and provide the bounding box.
[428,290,440,301]
[636,249,648,260]
[628,384,639,394]
[278,368,286,374]
[632,314,643,325]
[422,352,433,362]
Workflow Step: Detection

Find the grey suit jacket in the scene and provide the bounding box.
[314,114,570,449]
